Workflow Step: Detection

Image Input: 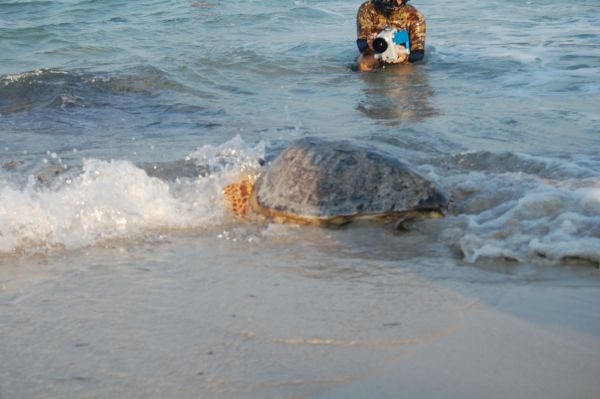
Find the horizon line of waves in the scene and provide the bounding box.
[0,66,211,115]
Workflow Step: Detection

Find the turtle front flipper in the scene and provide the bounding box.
[223,179,254,218]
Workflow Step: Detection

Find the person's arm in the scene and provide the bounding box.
[407,8,426,63]
[356,2,377,53]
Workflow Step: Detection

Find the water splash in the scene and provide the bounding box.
[0,135,265,254]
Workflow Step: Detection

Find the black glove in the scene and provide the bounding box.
[356,38,369,53]
[408,49,424,63]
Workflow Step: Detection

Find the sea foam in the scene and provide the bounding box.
[441,153,600,266]
[0,136,265,254]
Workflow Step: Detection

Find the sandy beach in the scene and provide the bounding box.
[2,232,599,398]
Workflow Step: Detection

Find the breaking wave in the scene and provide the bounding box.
[439,151,600,266]
[0,135,598,267]
[0,136,264,254]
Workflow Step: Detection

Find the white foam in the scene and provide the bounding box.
[189,134,265,182]
[443,163,600,265]
[0,135,265,254]
[0,68,68,86]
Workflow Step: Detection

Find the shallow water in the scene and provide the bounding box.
[1,0,599,264]
[1,0,600,397]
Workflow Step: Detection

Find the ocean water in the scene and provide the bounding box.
[1,1,600,398]
[1,0,598,263]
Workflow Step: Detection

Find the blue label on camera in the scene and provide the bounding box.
[393,30,410,50]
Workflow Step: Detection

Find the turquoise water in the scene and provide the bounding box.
[1,2,600,397]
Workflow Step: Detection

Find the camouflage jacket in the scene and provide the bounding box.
[357,1,426,51]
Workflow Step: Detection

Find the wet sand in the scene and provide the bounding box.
[1,233,599,399]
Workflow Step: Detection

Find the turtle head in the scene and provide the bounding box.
[418,185,449,216]
[223,178,255,218]
[393,189,448,230]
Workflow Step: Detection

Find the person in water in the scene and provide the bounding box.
[356,0,426,72]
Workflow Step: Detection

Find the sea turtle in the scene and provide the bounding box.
[223,137,448,229]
